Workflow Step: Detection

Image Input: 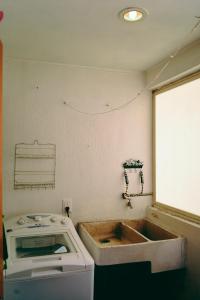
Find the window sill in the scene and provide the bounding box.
[150,204,200,226]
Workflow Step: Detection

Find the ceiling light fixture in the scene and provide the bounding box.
[119,7,147,22]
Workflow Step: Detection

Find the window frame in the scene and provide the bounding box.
[152,70,200,224]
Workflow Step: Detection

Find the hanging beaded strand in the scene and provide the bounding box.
[124,169,129,194]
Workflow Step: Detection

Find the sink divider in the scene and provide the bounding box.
[120,222,151,243]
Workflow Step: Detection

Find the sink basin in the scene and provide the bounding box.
[123,219,177,241]
[81,221,148,246]
[78,219,185,273]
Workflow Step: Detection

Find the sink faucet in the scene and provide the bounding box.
[122,193,133,209]
[127,198,133,209]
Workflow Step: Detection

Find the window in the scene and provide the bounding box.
[153,71,200,223]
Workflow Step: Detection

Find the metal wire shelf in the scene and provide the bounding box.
[14,140,56,190]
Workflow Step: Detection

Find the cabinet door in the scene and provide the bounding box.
[0,40,3,299]
[94,262,151,300]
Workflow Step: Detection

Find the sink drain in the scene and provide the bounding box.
[100,238,110,244]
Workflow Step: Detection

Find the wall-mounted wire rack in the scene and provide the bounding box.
[14,140,56,190]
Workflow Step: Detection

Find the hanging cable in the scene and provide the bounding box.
[63,16,200,116]
[139,170,144,194]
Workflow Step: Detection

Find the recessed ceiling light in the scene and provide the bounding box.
[119,7,147,22]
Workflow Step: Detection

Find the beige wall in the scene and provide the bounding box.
[147,207,200,300]
[3,59,152,224]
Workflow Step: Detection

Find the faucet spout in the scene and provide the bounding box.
[127,198,133,209]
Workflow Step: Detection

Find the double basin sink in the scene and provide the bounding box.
[78,219,185,273]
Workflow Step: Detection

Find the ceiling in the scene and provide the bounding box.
[0,0,200,71]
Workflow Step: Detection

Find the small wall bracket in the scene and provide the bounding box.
[122,159,152,207]
[122,159,143,169]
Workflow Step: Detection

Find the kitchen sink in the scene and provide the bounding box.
[81,221,148,246]
[78,219,185,273]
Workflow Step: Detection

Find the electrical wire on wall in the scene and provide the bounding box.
[63,16,200,116]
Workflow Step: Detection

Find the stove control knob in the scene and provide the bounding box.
[61,219,67,225]
[34,216,42,222]
[17,218,25,225]
[50,216,57,223]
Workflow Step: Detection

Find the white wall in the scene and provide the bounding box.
[146,40,200,299]
[146,39,200,89]
[3,59,152,224]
